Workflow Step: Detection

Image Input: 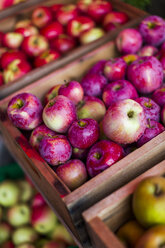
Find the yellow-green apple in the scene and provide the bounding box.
[56,159,87,190]
[103,11,129,31]
[49,224,75,245]
[56,4,78,26]
[44,84,62,105]
[1,50,27,69]
[77,0,100,13]
[87,1,112,23]
[50,34,76,54]
[58,80,84,105]
[31,205,57,234]
[12,227,38,246]
[77,96,106,122]
[133,176,165,227]
[102,99,147,144]
[15,19,32,29]
[135,225,165,248]
[15,26,39,38]
[32,6,52,28]
[34,49,60,67]
[7,92,43,130]
[21,35,49,57]
[0,222,12,244]
[3,32,23,49]
[42,95,77,133]
[17,180,34,202]
[80,27,105,44]
[3,59,31,84]
[7,204,31,227]
[0,180,20,207]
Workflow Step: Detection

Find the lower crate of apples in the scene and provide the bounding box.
[83,160,165,248]
[1,14,165,247]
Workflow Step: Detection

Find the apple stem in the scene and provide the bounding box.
[154,184,163,197]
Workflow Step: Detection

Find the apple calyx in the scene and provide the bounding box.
[113,84,122,91]
[147,22,156,29]
[144,99,152,108]
[12,99,24,109]
[48,100,55,108]
[77,100,85,109]
[127,110,134,118]
[160,88,165,92]
[154,183,164,197]
[93,152,101,160]
[78,120,87,127]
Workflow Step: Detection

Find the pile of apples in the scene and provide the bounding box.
[0,0,26,11]
[7,15,165,191]
[0,177,75,248]
[0,0,129,86]
[116,175,165,248]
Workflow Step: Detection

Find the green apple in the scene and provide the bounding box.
[12,227,38,245]
[16,244,35,248]
[117,220,144,247]
[133,176,165,227]
[49,224,74,245]
[0,222,11,244]
[135,225,165,248]
[7,204,31,227]
[0,180,20,207]
[17,180,34,202]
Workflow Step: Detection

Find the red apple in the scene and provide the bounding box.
[80,27,105,44]
[152,86,165,107]
[15,19,32,29]
[77,0,101,13]
[34,49,60,67]
[103,11,129,30]
[21,35,49,57]
[3,32,23,49]
[138,45,158,57]
[88,1,112,23]
[15,26,39,38]
[42,241,65,248]
[32,193,45,208]
[32,6,53,28]
[0,31,4,46]
[44,84,62,105]
[0,47,7,58]
[56,4,78,26]
[0,72,4,86]
[1,50,27,69]
[72,147,88,161]
[0,0,13,10]
[1,241,14,248]
[51,4,63,15]
[50,34,76,54]
[40,22,64,41]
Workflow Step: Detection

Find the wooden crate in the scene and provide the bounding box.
[0,0,147,99]
[1,41,165,248]
[83,160,165,248]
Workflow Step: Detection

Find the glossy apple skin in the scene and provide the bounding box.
[7,93,43,130]
[68,118,99,149]
[103,22,116,32]
[137,120,164,147]
[21,35,49,57]
[32,193,45,208]
[32,6,53,28]
[135,225,165,248]
[51,4,63,14]
[12,227,38,246]
[103,11,129,28]
[40,22,63,41]
[1,50,27,69]
[127,56,163,94]
[15,26,39,38]
[88,1,112,23]
[135,97,160,122]
[103,57,127,81]
[122,54,139,65]
[56,4,78,26]
[77,96,106,122]
[87,60,106,75]
[80,27,105,44]
[29,124,56,151]
[34,49,60,67]
[31,205,57,234]
[139,15,165,46]
[67,16,95,37]
[152,86,165,107]
[77,0,97,13]
[133,176,165,227]
[3,32,23,49]
[0,0,13,10]
[102,80,138,108]
[56,159,87,190]
[138,45,158,57]
[58,80,84,105]
[72,147,88,161]
[7,204,31,227]
[116,28,142,54]
[39,135,72,166]
[3,59,31,84]
[87,140,123,177]
[103,99,147,144]
[81,73,107,98]
[44,84,62,105]
[161,104,165,126]
[0,181,20,207]
[50,34,76,54]
[43,95,77,133]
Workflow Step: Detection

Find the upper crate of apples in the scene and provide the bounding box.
[0,0,130,87]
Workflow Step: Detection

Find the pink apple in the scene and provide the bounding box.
[138,45,158,57]
[67,16,95,37]
[103,57,127,81]
[160,56,165,78]
[102,80,138,108]
[77,96,106,122]
[50,34,76,54]
[139,15,165,46]
[58,80,84,105]
[7,92,43,130]
[3,32,23,49]
[32,6,53,28]
[3,59,31,84]
[56,159,87,190]
[43,95,77,133]
[87,1,112,23]
[39,135,72,166]
[152,86,165,107]
[103,11,129,29]
[87,140,123,177]
[161,104,165,126]
[15,26,39,38]
[72,147,88,161]
[44,84,62,105]
[0,0,13,10]
[34,49,60,67]
[80,27,105,44]
[87,60,106,75]
[81,73,107,97]
[40,22,64,41]
[21,35,49,57]
[135,97,160,122]
[121,54,139,65]
[32,193,45,208]
[127,56,163,94]
[68,118,99,149]
[56,4,78,26]
[116,28,143,54]
[102,99,147,144]
[137,120,165,147]
[29,124,56,151]
[1,50,27,69]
